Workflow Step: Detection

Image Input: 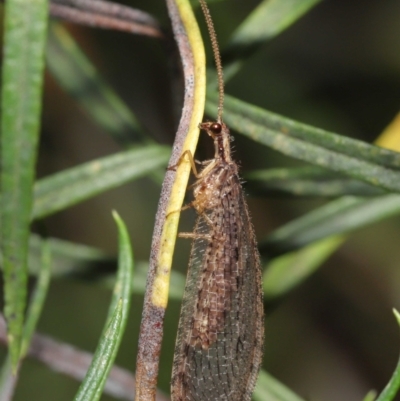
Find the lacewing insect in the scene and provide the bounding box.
[170,1,264,400]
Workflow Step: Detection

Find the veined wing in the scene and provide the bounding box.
[171,174,264,401]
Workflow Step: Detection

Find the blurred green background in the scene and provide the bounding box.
[4,0,400,400]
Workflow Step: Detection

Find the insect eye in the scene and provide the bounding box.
[210,123,222,134]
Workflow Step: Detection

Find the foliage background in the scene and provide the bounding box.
[2,0,400,400]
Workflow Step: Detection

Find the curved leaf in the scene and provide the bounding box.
[74,301,123,401]
[74,212,133,401]
[373,309,400,401]
[106,212,134,326]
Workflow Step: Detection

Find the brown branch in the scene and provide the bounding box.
[0,316,169,401]
[134,0,199,399]
[50,0,164,38]
[52,0,159,27]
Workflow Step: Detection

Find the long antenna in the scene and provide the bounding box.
[198,0,224,123]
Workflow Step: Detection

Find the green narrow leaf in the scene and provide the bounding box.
[0,0,49,369]
[94,211,134,398]
[227,0,322,53]
[27,234,109,278]
[206,94,400,194]
[253,370,306,401]
[74,211,133,401]
[20,240,52,358]
[46,22,145,144]
[222,0,322,80]
[213,93,400,170]
[33,145,169,219]
[263,236,345,300]
[264,195,400,254]
[374,309,400,401]
[13,235,184,300]
[263,196,361,254]
[105,211,134,326]
[363,390,377,401]
[247,167,384,197]
[262,190,400,299]
[0,240,52,399]
[74,301,123,401]
[248,166,335,181]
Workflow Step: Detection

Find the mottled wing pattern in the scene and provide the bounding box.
[171,170,264,401]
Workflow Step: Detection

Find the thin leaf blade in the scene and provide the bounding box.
[254,370,306,401]
[33,145,169,219]
[228,0,322,54]
[373,309,400,401]
[73,301,123,401]
[264,195,400,255]
[74,212,133,401]
[223,0,323,80]
[247,167,385,197]
[206,94,400,193]
[46,22,145,144]
[0,240,52,400]
[0,0,49,369]
[20,240,52,358]
[263,236,345,300]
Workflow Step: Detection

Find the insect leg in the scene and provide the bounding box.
[167,150,200,177]
[178,232,212,240]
